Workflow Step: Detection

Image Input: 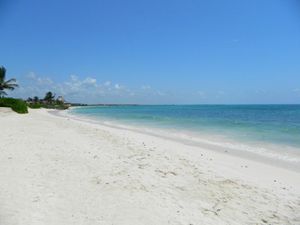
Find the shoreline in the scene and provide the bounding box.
[60,108,300,172]
[54,109,300,190]
[1,108,300,224]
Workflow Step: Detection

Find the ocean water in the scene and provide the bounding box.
[70,105,300,150]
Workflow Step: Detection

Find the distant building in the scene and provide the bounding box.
[57,96,65,103]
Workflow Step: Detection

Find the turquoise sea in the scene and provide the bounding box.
[70,105,300,150]
[72,105,300,148]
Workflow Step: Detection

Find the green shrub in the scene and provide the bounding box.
[0,98,28,114]
[40,104,54,109]
[28,103,42,109]
[54,104,69,110]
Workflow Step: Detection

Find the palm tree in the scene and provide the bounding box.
[0,66,19,97]
[33,96,39,103]
[44,91,55,104]
[27,97,33,102]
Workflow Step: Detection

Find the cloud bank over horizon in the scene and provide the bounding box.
[9,72,179,104]
[7,72,299,104]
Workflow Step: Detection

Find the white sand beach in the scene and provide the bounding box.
[0,108,300,225]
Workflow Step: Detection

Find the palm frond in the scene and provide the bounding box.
[0,90,7,96]
[4,82,18,87]
[0,66,19,93]
[5,78,17,83]
[4,86,16,90]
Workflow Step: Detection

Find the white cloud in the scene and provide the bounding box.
[83,77,97,86]
[293,88,300,92]
[10,73,163,103]
[156,91,166,96]
[104,81,111,86]
[10,72,190,104]
[114,84,121,89]
[141,85,151,90]
[70,75,78,82]
[27,72,53,85]
[26,72,36,79]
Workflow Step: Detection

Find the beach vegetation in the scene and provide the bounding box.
[26,92,70,110]
[0,66,19,97]
[33,96,39,103]
[0,97,28,114]
[0,66,27,113]
[28,102,42,109]
[44,91,55,104]
[27,97,33,102]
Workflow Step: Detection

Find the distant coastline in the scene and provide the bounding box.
[70,103,140,107]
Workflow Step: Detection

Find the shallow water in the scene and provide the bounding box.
[71,105,300,149]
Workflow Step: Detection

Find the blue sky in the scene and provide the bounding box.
[0,0,300,104]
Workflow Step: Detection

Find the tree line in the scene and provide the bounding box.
[0,66,69,112]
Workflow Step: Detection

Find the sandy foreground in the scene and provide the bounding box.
[0,108,300,225]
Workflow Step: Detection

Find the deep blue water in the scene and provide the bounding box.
[71,105,300,148]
